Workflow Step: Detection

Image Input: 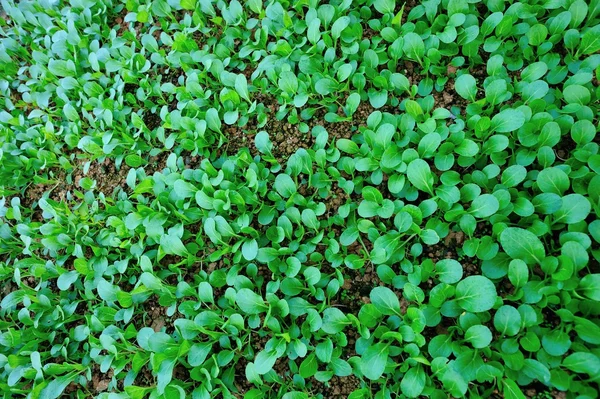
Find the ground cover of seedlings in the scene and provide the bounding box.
[0,0,599,398]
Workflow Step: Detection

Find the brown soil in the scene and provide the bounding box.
[310,100,374,142]
[400,0,418,25]
[73,157,129,197]
[147,152,170,172]
[221,96,314,162]
[523,383,567,399]
[336,262,410,316]
[133,366,155,387]
[143,111,162,130]
[233,357,254,397]
[20,167,68,208]
[308,375,362,398]
[221,91,380,162]
[89,364,114,394]
[323,182,350,217]
[16,153,130,213]
[423,230,483,288]
[131,295,175,334]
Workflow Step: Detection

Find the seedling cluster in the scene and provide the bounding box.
[0,0,599,398]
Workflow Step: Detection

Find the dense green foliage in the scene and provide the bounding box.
[1,0,599,398]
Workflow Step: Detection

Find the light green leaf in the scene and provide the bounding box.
[494,305,522,336]
[407,159,434,195]
[491,109,525,133]
[242,239,259,261]
[373,0,395,14]
[235,289,268,314]
[563,352,600,375]
[455,276,497,313]
[400,366,426,398]
[360,343,389,380]
[436,259,463,284]
[255,350,278,374]
[537,167,569,195]
[370,286,401,316]
[321,307,350,334]
[455,74,477,101]
[554,194,591,224]
[502,379,526,399]
[274,174,297,198]
[499,227,545,264]
[469,194,499,218]
[465,325,493,348]
[235,74,250,102]
[501,165,527,187]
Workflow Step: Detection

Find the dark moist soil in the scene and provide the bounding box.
[399,0,418,25]
[143,111,162,130]
[307,375,362,398]
[17,153,131,213]
[220,91,382,163]
[221,95,314,163]
[423,230,474,286]
[522,382,567,399]
[73,157,130,197]
[322,182,349,218]
[89,364,114,394]
[20,167,68,209]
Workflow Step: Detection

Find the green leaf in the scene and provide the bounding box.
[206,108,221,133]
[436,259,463,284]
[579,24,600,55]
[554,194,591,224]
[321,307,350,334]
[299,354,318,378]
[331,16,350,41]
[402,32,425,63]
[255,350,279,374]
[301,209,319,231]
[400,366,426,398]
[499,227,545,264]
[180,0,196,10]
[236,289,268,314]
[494,305,522,336]
[579,274,600,301]
[307,18,321,44]
[160,231,188,256]
[188,343,212,367]
[373,0,395,14]
[40,374,76,399]
[469,194,499,218]
[242,239,259,261]
[360,343,389,380]
[315,77,337,95]
[563,352,600,376]
[174,179,197,198]
[370,286,401,316]
[455,276,497,313]
[542,330,571,357]
[407,159,434,195]
[274,174,297,198]
[455,74,477,101]
[336,138,359,154]
[465,325,493,348]
[508,259,528,288]
[501,165,527,187]
[537,167,569,195]
[278,71,299,95]
[235,74,250,102]
[502,379,526,399]
[255,131,272,154]
[491,109,525,133]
